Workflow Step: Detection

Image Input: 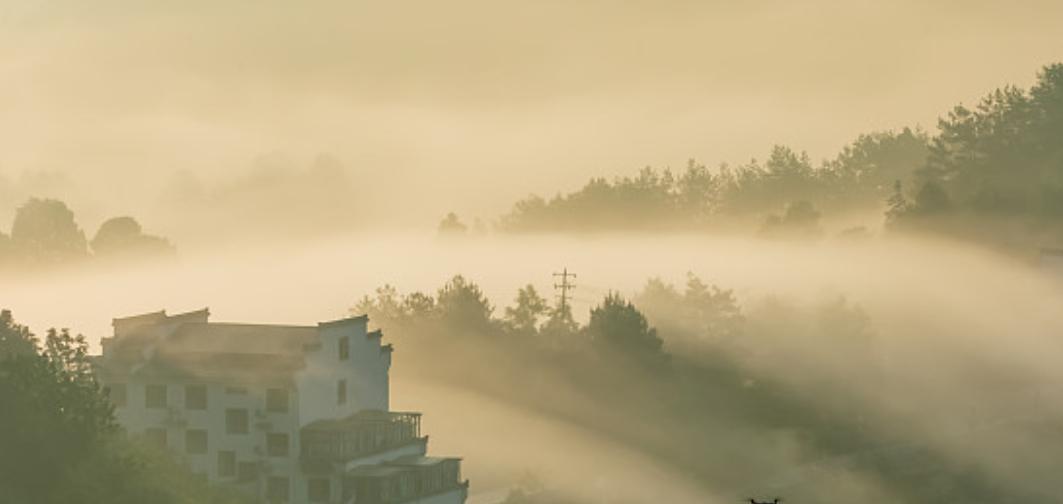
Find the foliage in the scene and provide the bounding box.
[497,62,1063,251]
[584,292,667,368]
[355,275,1020,503]
[0,310,247,504]
[759,200,823,239]
[91,216,175,257]
[634,274,744,349]
[498,131,928,234]
[9,198,88,264]
[504,285,550,334]
[0,199,174,269]
[438,212,468,235]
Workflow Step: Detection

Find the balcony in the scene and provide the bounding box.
[344,456,467,504]
[301,411,423,463]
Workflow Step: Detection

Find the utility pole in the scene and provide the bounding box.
[553,268,577,314]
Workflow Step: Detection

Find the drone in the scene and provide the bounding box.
[748,499,782,504]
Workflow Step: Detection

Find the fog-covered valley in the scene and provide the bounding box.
[4,232,1063,502]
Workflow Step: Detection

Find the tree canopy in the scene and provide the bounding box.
[0,199,174,270]
[0,310,247,504]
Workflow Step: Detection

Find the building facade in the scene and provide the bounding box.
[96,309,468,504]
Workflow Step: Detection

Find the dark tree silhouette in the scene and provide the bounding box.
[585,293,667,368]
[438,212,468,235]
[504,285,550,335]
[10,198,88,263]
[0,310,248,504]
[91,216,174,258]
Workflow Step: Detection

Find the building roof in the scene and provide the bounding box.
[318,314,368,328]
[133,352,306,384]
[100,309,371,384]
[167,323,316,355]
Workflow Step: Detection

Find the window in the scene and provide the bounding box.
[105,383,127,407]
[237,461,258,483]
[145,384,167,408]
[337,379,347,405]
[266,476,289,502]
[226,408,249,434]
[217,451,236,478]
[225,386,248,395]
[185,429,207,454]
[338,336,350,361]
[145,427,167,448]
[266,388,288,413]
[266,433,289,457]
[185,385,207,410]
[308,478,331,503]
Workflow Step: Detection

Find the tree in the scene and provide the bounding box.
[760,200,823,238]
[585,293,666,367]
[885,180,911,226]
[0,313,114,502]
[911,180,952,215]
[0,310,248,504]
[504,285,550,335]
[438,212,468,235]
[435,275,494,332]
[10,198,88,263]
[540,302,579,338]
[634,274,743,348]
[91,216,174,258]
[822,128,929,210]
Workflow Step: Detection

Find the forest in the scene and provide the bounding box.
[491,64,1063,252]
[355,274,1059,503]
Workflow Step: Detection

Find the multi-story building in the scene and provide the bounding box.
[95,308,468,504]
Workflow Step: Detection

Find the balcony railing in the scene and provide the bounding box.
[301,411,422,462]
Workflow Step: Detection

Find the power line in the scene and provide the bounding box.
[552,268,577,313]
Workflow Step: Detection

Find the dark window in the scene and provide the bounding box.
[337,380,347,405]
[185,385,207,410]
[308,478,330,503]
[266,476,289,502]
[338,336,350,361]
[105,383,127,407]
[266,433,289,457]
[217,451,236,478]
[237,461,258,483]
[226,409,249,434]
[145,384,167,408]
[185,429,207,454]
[266,388,288,413]
[145,427,166,448]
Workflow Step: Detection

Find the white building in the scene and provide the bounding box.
[96,308,468,504]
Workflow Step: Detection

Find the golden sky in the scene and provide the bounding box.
[1,0,1061,222]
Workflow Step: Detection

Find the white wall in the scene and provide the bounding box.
[297,317,391,428]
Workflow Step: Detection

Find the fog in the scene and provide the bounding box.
[3,0,1063,229]
[4,1,1063,501]
[3,232,1062,501]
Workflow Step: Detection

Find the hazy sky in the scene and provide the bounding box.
[2,0,1062,223]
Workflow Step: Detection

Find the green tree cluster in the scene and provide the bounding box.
[0,198,173,270]
[888,64,1063,245]
[355,275,1023,503]
[499,130,928,233]
[498,62,1063,250]
[0,310,247,504]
